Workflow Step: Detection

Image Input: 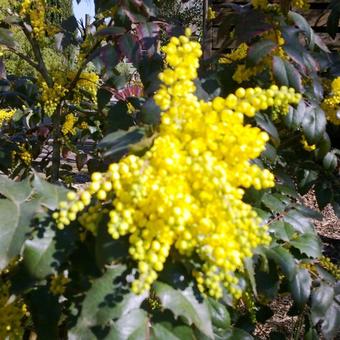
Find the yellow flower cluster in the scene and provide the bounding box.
[62,113,78,135]
[322,77,340,125]
[70,71,99,104]
[319,256,340,280]
[219,43,249,65]
[207,6,217,20]
[0,108,15,127]
[19,0,46,40]
[54,29,301,300]
[0,281,25,339]
[39,70,98,116]
[292,0,310,10]
[251,0,268,9]
[40,79,68,116]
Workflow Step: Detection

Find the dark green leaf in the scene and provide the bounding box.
[289,268,312,308]
[322,152,337,171]
[207,298,230,330]
[97,87,113,111]
[27,286,60,339]
[99,127,145,161]
[302,107,326,144]
[255,113,280,146]
[272,56,303,92]
[321,301,340,339]
[284,210,314,233]
[69,265,147,337]
[327,6,340,39]
[247,40,276,66]
[311,283,334,325]
[107,101,134,133]
[139,98,161,125]
[270,221,295,242]
[153,282,213,338]
[261,193,286,213]
[265,246,296,280]
[255,260,280,300]
[290,233,322,258]
[315,181,332,210]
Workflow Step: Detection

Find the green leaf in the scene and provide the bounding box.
[0,177,39,270]
[284,210,314,233]
[302,107,327,144]
[284,100,306,130]
[151,323,181,340]
[153,282,213,338]
[290,233,322,258]
[99,127,145,161]
[272,56,303,92]
[265,246,296,280]
[97,87,113,111]
[247,40,277,66]
[311,283,334,325]
[315,181,332,210]
[224,327,253,339]
[322,152,337,171]
[289,268,312,308]
[106,309,149,340]
[23,226,76,280]
[69,265,147,337]
[321,301,340,339]
[207,298,231,330]
[32,174,67,210]
[327,5,340,39]
[270,221,295,242]
[255,113,280,147]
[255,260,280,300]
[244,257,257,297]
[261,193,286,213]
[107,101,134,133]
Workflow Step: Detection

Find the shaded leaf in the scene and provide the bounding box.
[290,233,322,258]
[153,282,213,338]
[289,268,312,308]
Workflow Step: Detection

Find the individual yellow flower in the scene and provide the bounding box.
[55,29,301,301]
[291,0,310,10]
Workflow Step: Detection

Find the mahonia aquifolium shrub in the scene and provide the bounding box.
[54,29,301,300]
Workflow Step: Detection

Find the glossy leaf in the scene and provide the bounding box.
[311,283,334,325]
[290,233,322,258]
[289,268,312,308]
[153,282,213,338]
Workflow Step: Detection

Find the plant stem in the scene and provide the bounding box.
[51,104,62,182]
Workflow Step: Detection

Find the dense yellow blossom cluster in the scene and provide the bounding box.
[219,43,249,65]
[19,0,46,40]
[322,77,340,125]
[0,108,15,127]
[39,71,98,116]
[40,78,68,116]
[54,29,301,300]
[62,113,77,135]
